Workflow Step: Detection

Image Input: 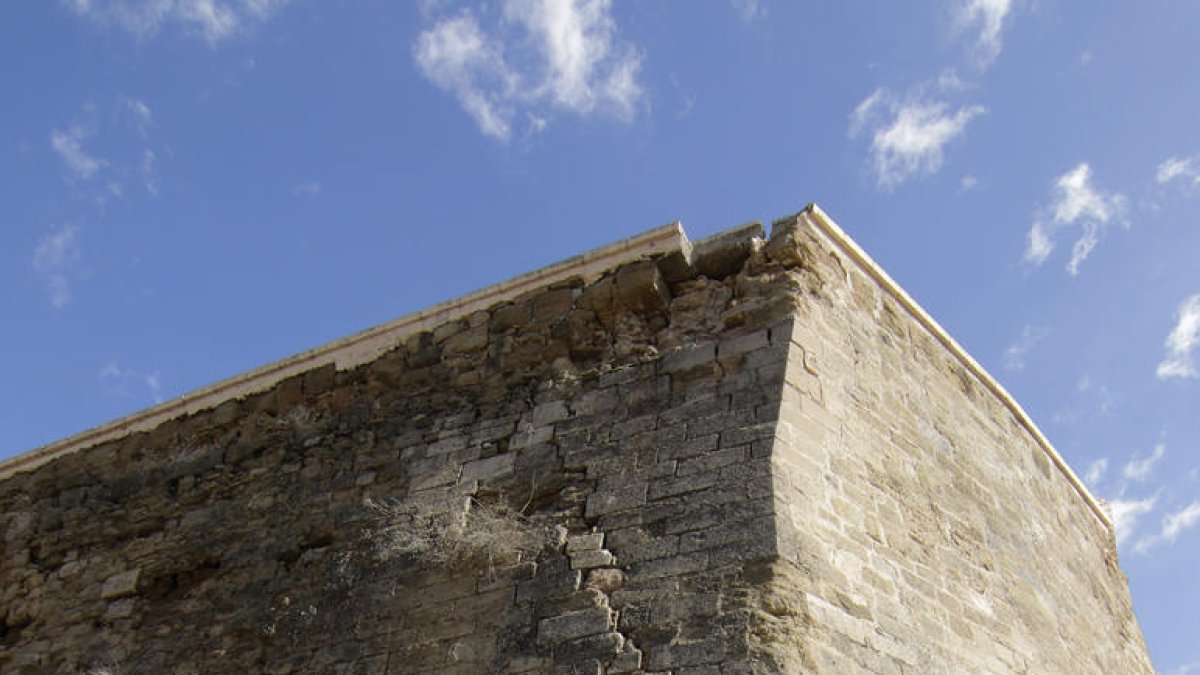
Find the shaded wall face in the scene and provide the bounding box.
[769,228,1154,674]
[0,248,804,675]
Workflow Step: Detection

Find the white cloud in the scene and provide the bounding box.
[952,0,1013,67]
[1053,376,1117,425]
[1024,221,1052,266]
[1108,494,1158,545]
[849,87,984,190]
[1134,500,1200,554]
[1024,163,1127,275]
[1156,156,1200,186]
[1123,444,1166,483]
[292,180,322,196]
[100,361,165,403]
[141,149,159,196]
[414,0,644,141]
[145,371,164,402]
[123,97,153,136]
[1158,294,1200,379]
[67,0,291,43]
[959,174,978,191]
[50,124,107,180]
[1176,662,1200,675]
[414,12,517,140]
[1084,458,1108,487]
[1161,500,1200,542]
[32,226,83,309]
[729,0,765,23]
[1002,323,1048,371]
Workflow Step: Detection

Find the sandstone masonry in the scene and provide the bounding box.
[0,205,1153,673]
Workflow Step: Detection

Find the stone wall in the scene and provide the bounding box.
[0,206,1153,674]
[766,218,1152,673]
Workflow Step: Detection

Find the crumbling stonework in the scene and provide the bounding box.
[0,206,1153,673]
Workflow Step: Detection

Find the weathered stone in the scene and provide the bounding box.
[566,532,605,553]
[537,607,613,644]
[584,568,625,593]
[569,549,615,570]
[615,261,671,314]
[691,221,764,280]
[101,569,140,600]
[0,206,1152,675]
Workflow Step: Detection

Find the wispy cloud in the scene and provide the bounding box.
[67,0,292,43]
[414,0,644,141]
[1123,444,1166,482]
[1156,155,1200,186]
[100,361,165,403]
[32,226,83,309]
[729,0,766,23]
[1134,499,1200,553]
[123,97,153,136]
[1002,323,1048,371]
[1108,493,1159,545]
[1024,163,1127,275]
[50,124,107,180]
[292,180,322,196]
[849,86,984,190]
[1083,458,1108,487]
[952,0,1013,67]
[1053,375,1117,426]
[1157,294,1200,379]
[1096,444,1176,548]
[141,149,159,196]
[1160,500,1200,542]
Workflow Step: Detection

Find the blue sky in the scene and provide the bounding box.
[2,1,1198,669]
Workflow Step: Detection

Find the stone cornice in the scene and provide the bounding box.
[0,223,686,480]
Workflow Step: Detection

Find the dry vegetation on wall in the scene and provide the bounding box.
[364,494,543,572]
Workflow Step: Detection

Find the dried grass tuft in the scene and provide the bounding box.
[365,495,541,571]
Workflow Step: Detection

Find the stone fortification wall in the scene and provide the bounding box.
[1,220,803,674]
[0,206,1153,674]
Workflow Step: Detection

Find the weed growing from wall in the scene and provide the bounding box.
[365,494,541,572]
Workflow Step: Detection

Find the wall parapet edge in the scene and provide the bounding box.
[0,222,686,480]
[1,204,1112,537]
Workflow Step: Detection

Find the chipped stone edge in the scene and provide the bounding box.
[0,223,687,480]
[799,204,1113,532]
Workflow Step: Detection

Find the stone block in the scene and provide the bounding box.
[558,631,625,662]
[609,645,644,673]
[586,483,648,518]
[492,302,532,332]
[537,607,613,644]
[460,453,514,484]
[584,568,625,593]
[566,532,605,553]
[615,261,671,314]
[692,221,764,280]
[101,569,140,600]
[662,343,717,375]
[569,549,615,570]
[532,288,575,323]
[532,400,571,427]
